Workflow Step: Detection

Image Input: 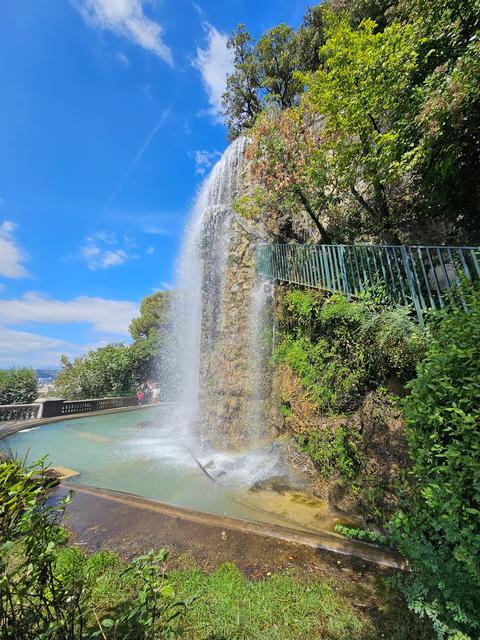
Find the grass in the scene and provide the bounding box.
[168,562,434,640]
[54,548,434,640]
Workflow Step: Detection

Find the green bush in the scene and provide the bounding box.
[297,424,361,480]
[0,455,188,639]
[391,285,480,639]
[275,290,425,413]
[55,344,137,400]
[0,368,38,405]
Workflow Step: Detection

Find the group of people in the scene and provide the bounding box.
[136,382,161,405]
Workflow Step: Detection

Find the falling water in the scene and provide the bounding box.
[246,277,275,443]
[167,136,248,441]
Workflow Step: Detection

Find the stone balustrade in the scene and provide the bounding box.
[0,403,41,422]
[0,395,138,422]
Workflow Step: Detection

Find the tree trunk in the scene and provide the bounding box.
[295,188,332,244]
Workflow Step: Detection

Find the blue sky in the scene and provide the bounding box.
[0,0,312,367]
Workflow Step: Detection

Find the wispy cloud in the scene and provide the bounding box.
[0,292,139,335]
[116,51,130,66]
[75,0,173,65]
[116,212,177,236]
[193,21,234,120]
[0,220,29,279]
[142,225,173,236]
[146,246,155,255]
[0,325,87,368]
[192,149,221,175]
[152,281,172,292]
[81,231,138,270]
[105,109,170,208]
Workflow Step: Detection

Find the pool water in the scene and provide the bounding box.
[3,406,354,535]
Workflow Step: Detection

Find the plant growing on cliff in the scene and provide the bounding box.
[275,290,424,413]
[297,425,362,480]
[391,284,480,638]
[247,106,332,243]
[301,13,423,240]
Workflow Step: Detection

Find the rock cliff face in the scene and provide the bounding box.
[198,210,274,450]
[272,360,409,523]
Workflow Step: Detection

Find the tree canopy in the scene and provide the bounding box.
[0,368,38,405]
[129,290,172,341]
[224,0,480,244]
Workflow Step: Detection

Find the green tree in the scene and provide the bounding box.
[294,4,329,72]
[129,290,172,382]
[302,13,422,240]
[129,290,171,341]
[330,0,396,29]
[0,368,38,405]
[55,344,136,400]
[222,24,302,140]
[394,0,480,243]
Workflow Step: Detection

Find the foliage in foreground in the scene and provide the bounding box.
[0,367,38,405]
[391,286,480,638]
[0,455,188,639]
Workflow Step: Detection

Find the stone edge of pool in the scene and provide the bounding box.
[61,481,406,571]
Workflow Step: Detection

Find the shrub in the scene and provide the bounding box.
[55,344,136,400]
[297,425,361,480]
[0,368,38,405]
[0,455,188,639]
[275,290,425,413]
[391,285,480,638]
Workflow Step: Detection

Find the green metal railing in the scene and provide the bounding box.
[256,243,480,323]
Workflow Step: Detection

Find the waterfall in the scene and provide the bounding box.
[166,137,249,443]
[246,277,274,444]
[156,137,311,498]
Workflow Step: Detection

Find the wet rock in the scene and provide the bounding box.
[249,475,292,495]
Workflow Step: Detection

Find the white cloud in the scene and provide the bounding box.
[193,22,234,120]
[102,249,128,267]
[146,246,155,255]
[0,220,29,279]
[116,51,130,66]
[192,149,221,175]
[152,281,172,291]
[81,231,137,269]
[76,0,173,65]
[142,225,172,236]
[0,292,139,335]
[0,326,88,368]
